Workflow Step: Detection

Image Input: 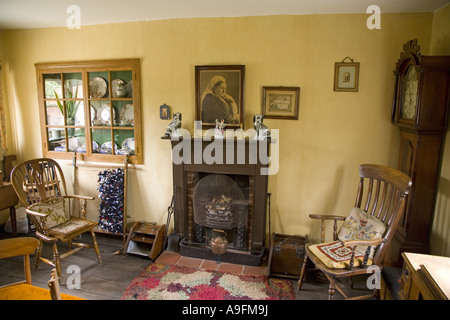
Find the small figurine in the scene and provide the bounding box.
[165,112,182,138]
[215,119,226,138]
[253,114,270,140]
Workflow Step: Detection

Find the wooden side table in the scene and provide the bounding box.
[399,252,450,300]
[0,182,19,235]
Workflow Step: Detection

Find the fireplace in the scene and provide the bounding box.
[168,137,270,266]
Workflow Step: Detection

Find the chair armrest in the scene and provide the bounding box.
[309,214,346,221]
[26,207,50,218]
[65,195,95,201]
[341,238,384,248]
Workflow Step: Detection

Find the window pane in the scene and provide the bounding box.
[91,128,115,154]
[63,73,83,99]
[46,101,64,126]
[88,72,109,99]
[114,129,135,155]
[111,70,133,98]
[68,128,85,152]
[44,74,62,99]
[47,127,65,151]
[70,101,84,126]
[114,100,134,126]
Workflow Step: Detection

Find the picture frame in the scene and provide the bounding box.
[160,104,170,120]
[262,86,300,120]
[195,65,245,129]
[334,61,360,92]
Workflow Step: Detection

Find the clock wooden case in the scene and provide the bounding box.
[390,39,450,266]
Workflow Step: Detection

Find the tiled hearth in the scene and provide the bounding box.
[156,251,269,277]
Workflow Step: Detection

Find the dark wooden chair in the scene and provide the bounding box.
[10,158,101,277]
[297,164,412,300]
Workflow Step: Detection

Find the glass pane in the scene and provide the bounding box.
[88,71,109,98]
[47,127,65,151]
[45,101,64,126]
[44,74,62,99]
[69,101,84,126]
[63,73,83,99]
[114,100,134,126]
[90,101,115,126]
[114,129,135,155]
[67,128,86,152]
[111,70,132,98]
[91,128,115,154]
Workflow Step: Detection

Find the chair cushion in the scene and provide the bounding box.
[49,218,92,235]
[0,283,84,300]
[308,240,373,269]
[30,198,67,229]
[337,207,386,259]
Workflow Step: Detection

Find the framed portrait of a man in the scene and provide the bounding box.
[195,65,245,129]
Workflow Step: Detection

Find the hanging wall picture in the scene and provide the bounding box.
[195,65,245,129]
[334,57,360,92]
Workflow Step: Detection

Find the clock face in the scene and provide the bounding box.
[401,65,418,120]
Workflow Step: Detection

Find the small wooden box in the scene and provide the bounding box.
[269,233,307,279]
[124,221,166,260]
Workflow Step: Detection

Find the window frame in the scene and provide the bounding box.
[35,59,142,164]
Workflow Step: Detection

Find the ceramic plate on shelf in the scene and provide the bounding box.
[89,77,107,98]
[122,138,135,151]
[99,141,118,154]
[98,104,116,123]
[112,79,127,98]
[119,104,134,125]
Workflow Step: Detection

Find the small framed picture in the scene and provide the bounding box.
[160,104,170,120]
[195,65,245,129]
[334,62,360,92]
[262,86,300,120]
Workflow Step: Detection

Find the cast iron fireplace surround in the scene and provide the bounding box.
[168,137,270,266]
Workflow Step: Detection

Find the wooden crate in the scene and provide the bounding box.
[269,233,308,279]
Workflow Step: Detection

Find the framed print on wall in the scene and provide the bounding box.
[262,86,300,120]
[195,65,245,129]
[334,58,360,92]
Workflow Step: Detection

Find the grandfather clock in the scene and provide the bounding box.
[389,39,450,266]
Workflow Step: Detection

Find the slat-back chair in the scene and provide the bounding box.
[297,164,412,300]
[10,158,101,278]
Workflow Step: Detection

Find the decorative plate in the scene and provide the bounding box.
[119,104,134,125]
[112,79,127,98]
[89,77,107,98]
[122,138,135,151]
[98,104,116,124]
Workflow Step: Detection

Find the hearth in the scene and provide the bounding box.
[167,137,270,266]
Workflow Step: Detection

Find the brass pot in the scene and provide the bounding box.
[210,229,228,255]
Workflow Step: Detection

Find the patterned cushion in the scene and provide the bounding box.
[337,207,386,259]
[30,198,67,229]
[309,240,373,269]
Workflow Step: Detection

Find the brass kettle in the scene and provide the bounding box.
[209,229,228,255]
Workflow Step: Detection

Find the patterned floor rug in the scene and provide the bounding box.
[121,262,295,300]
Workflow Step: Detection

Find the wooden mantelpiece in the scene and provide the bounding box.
[166,136,271,265]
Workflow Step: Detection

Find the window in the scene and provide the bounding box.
[35,59,141,164]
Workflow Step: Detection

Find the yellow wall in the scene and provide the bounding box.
[0,13,438,244]
[430,3,450,256]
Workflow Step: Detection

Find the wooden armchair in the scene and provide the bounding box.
[297,164,412,300]
[10,158,101,278]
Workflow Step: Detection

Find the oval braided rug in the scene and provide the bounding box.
[121,262,295,300]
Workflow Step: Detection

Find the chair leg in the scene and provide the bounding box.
[35,239,43,270]
[297,254,309,290]
[52,243,62,278]
[90,230,102,263]
[328,277,336,300]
